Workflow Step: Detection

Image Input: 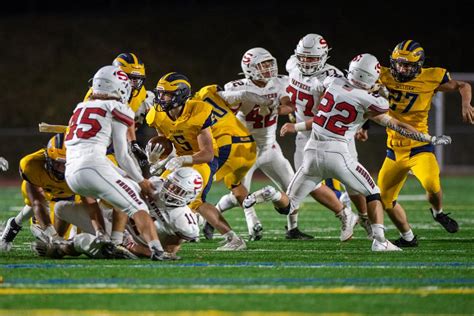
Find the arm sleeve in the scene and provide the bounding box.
[111,120,144,183]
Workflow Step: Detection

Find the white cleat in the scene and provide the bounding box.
[243,186,279,208]
[371,239,402,251]
[338,208,359,242]
[216,236,247,251]
[0,217,22,252]
[248,223,263,241]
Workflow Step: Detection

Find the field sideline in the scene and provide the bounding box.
[0,176,473,315]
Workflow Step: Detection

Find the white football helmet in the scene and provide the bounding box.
[159,167,203,207]
[295,34,329,75]
[92,65,132,104]
[241,47,278,82]
[347,53,381,90]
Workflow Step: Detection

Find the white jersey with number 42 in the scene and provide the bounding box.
[224,77,289,149]
[311,76,389,143]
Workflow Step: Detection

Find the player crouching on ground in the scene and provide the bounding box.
[32,167,202,260]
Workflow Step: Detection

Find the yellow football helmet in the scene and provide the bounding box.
[45,133,67,180]
[390,40,425,82]
[153,72,192,112]
[112,53,146,92]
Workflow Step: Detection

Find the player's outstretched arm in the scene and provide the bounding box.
[370,114,452,145]
[437,79,474,124]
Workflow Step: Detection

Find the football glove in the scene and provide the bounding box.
[130,141,149,168]
[145,141,166,164]
[431,135,452,146]
[165,155,193,171]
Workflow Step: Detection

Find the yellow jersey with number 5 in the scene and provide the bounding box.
[146,99,218,156]
[379,66,450,148]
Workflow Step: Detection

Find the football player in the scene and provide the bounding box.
[146,72,247,251]
[64,65,166,261]
[84,53,154,173]
[377,40,474,247]
[286,34,372,238]
[38,167,203,260]
[280,53,451,251]
[194,84,272,241]
[0,157,8,171]
[216,47,358,241]
[0,133,73,251]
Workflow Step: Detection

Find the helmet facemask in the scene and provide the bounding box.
[294,34,329,76]
[390,59,423,82]
[389,40,425,82]
[153,73,191,113]
[45,133,67,181]
[241,48,278,83]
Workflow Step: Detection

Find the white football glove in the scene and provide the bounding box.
[165,155,193,171]
[370,83,389,99]
[431,135,452,146]
[145,142,165,164]
[0,157,8,171]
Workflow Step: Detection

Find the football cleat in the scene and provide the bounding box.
[202,222,215,240]
[337,208,359,242]
[393,235,418,248]
[243,186,279,209]
[102,244,139,260]
[0,217,22,252]
[285,226,314,240]
[371,239,402,252]
[430,209,459,233]
[248,223,263,241]
[216,236,247,251]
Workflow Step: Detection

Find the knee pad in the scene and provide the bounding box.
[366,193,381,203]
[275,204,291,215]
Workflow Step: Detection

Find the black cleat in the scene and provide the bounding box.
[203,222,215,240]
[393,235,418,248]
[430,209,459,233]
[285,226,314,240]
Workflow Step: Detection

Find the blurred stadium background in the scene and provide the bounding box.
[1,1,473,177]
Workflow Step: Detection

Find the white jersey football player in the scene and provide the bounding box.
[64,65,167,261]
[215,47,296,234]
[286,33,370,238]
[52,167,202,259]
[281,53,451,251]
[0,157,8,171]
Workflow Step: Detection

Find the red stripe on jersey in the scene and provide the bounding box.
[368,104,388,113]
[112,109,134,127]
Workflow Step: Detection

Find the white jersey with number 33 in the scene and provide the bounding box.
[310,77,389,143]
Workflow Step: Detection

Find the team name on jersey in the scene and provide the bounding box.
[291,78,311,91]
[392,84,415,91]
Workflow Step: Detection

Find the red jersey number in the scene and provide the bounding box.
[65,107,107,140]
[286,85,314,117]
[245,106,276,128]
[313,92,358,136]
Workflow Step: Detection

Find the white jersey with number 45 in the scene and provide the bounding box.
[310,76,389,143]
[224,77,289,149]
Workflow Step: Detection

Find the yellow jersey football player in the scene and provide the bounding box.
[84,53,152,171]
[0,134,73,251]
[378,40,474,247]
[146,72,246,251]
[194,85,261,240]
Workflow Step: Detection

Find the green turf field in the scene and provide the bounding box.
[0,177,473,315]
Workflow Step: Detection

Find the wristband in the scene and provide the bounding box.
[294,122,307,132]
